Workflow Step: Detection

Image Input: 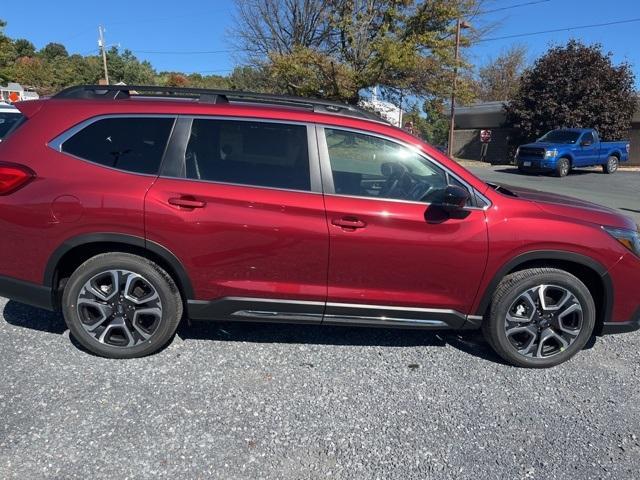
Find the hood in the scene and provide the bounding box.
[520,142,567,149]
[497,184,636,230]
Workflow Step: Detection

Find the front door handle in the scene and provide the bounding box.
[331,216,367,230]
[168,196,207,209]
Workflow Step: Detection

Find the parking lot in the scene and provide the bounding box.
[1,168,640,479]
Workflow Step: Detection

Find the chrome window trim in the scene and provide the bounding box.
[162,114,322,194]
[47,114,178,178]
[47,113,178,152]
[316,124,492,211]
[151,174,324,196]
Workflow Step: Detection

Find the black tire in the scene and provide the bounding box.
[482,268,596,368]
[554,157,570,177]
[62,252,183,359]
[602,155,619,174]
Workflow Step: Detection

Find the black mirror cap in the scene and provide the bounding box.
[439,185,471,212]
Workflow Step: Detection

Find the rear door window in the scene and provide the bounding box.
[183,119,311,191]
[61,117,175,175]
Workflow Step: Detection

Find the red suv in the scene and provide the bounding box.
[0,85,638,367]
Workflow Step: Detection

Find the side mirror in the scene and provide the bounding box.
[436,185,471,213]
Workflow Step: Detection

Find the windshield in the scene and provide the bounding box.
[537,130,581,144]
[0,112,23,139]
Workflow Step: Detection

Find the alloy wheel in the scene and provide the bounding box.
[608,157,618,173]
[76,269,163,348]
[504,284,583,358]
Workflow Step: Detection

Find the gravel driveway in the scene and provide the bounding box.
[1,168,640,479]
[2,298,640,479]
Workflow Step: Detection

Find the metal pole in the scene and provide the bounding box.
[447,18,462,157]
[98,26,109,85]
[398,89,403,128]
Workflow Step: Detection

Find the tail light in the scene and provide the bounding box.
[0,162,35,195]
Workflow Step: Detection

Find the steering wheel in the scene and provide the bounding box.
[380,162,411,198]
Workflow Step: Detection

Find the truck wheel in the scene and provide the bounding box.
[554,158,570,177]
[603,155,618,174]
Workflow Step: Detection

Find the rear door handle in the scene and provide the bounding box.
[168,196,207,209]
[331,216,367,229]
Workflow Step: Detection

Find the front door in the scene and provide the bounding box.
[574,131,597,166]
[318,127,489,328]
[145,117,329,323]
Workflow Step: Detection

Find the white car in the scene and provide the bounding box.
[0,103,23,140]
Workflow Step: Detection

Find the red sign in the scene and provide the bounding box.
[480,129,492,143]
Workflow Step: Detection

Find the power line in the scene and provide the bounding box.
[478,0,552,16]
[478,17,640,42]
[132,49,233,55]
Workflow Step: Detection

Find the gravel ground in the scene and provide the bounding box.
[1,297,640,479]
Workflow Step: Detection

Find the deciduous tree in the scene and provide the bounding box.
[231,0,483,104]
[477,45,527,101]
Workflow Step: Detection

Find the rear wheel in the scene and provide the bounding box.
[554,157,570,177]
[482,268,595,368]
[603,155,619,174]
[62,253,183,358]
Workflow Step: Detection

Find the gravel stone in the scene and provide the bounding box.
[1,298,639,479]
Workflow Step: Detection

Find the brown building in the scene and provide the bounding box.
[451,101,640,166]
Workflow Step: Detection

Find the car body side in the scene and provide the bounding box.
[0,98,638,334]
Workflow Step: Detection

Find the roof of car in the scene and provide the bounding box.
[53,84,390,126]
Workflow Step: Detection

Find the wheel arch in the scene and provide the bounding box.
[475,251,612,335]
[45,233,194,308]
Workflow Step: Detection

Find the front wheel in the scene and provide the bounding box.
[62,253,183,358]
[482,268,595,368]
[554,158,570,177]
[603,155,619,174]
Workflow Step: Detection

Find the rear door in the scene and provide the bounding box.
[144,116,329,323]
[317,126,489,327]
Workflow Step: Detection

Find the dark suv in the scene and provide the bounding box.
[0,85,638,367]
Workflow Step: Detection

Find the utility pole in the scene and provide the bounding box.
[447,19,470,157]
[98,25,109,85]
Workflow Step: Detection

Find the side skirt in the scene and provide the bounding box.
[187,297,478,330]
[0,275,54,311]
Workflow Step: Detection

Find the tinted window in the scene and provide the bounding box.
[184,119,310,191]
[537,130,581,144]
[582,132,594,144]
[325,128,465,203]
[0,112,23,139]
[62,117,174,174]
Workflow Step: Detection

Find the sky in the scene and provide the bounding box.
[2,0,640,87]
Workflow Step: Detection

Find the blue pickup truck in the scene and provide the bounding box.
[515,128,630,177]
